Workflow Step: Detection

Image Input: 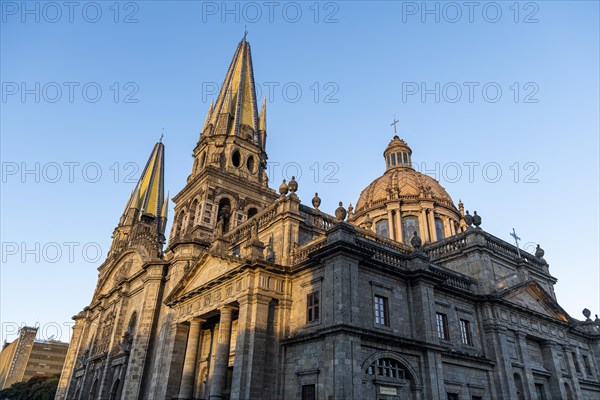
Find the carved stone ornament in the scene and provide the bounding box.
[279,179,289,196]
[335,201,347,221]
[472,211,482,228]
[288,176,298,193]
[535,244,545,259]
[583,308,592,321]
[363,215,373,229]
[312,192,321,209]
[410,231,422,250]
[464,210,473,227]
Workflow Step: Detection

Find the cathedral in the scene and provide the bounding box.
[55,38,600,400]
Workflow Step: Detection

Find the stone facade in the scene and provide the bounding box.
[55,38,600,400]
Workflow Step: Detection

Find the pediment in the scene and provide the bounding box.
[95,251,144,297]
[166,255,243,305]
[500,282,570,323]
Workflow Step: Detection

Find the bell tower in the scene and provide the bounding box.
[169,38,277,244]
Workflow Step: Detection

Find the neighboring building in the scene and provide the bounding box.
[0,326,69,389]
[55,38,600,400]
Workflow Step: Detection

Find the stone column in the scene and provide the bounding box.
[178,317,204,399]
[427,209,437,241]
[396,208,403,243]
[419,209,430,242]
[209,306,235,399]
[516,333,538,400]
[540,340,567,399]
[387,209,395,240]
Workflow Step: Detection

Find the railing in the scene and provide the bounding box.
[482,232,544,267]
[292,238,327,264]
[224,202,280,244]
[428,266,474,291]
[355,239,408,268]
[299,205,338,231]
[354,226,413,254]
[424,233,468,260]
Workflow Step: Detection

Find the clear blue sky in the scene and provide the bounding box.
[1,1,598,343]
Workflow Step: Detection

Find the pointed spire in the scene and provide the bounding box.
[120,141,166,226]
[202,100,214,133]
[206,38,260,140]
[161,192,169,220]
[259,97,266,131]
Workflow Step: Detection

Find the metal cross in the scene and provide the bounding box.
[160,128,164,142]
[510,228,521,257]
[391,117,399,134]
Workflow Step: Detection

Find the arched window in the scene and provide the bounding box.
[127,312,137,333]
[402,216,419,244]
[564,383,573,400]
[189,200,199,229]
[217,198,232,233]
[366,358,407,380]
[90,378,99,399]
[435,218,445,240]
[109,379,121,400]
[200,152,206,169]
[376,219,389,238]
[247,207,258,219]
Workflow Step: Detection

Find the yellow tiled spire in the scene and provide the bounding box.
[120,141,166,226]
[206,37,261,147]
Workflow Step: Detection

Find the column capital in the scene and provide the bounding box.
[219,305,236,316]
[190,316,206,325]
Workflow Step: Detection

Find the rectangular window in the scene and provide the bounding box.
[583,355,593,375]
[459,319,473,345]
[572,352,581,373]
[374,295,389,326]
[472,397,483,400]
[301,384,316,400]
[307,292,320,323]
[447,393,459,400]
[436,312,449,340]
[535,383,546,400]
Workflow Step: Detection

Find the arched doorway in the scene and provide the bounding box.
[362,353,421,400]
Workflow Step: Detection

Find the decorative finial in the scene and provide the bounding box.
[288,176,298,193]
[464,210,473,227]
[160,128,164,142]
[243,25,248,41]
[458,199,465,216]
[312,192,321,209]
[583,308,592,321]
[335,201,347,221]
[472,211,482,229]
[347,203,354,217]
[391,116,399,135]
[279,179,289,196]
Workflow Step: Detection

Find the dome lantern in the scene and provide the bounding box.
[383,135,413,170]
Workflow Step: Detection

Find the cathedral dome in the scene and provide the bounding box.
[355,167,455,212]
[355,136,455,211]
[351,136,461,245]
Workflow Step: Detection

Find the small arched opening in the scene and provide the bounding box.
[217,198,232,233]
